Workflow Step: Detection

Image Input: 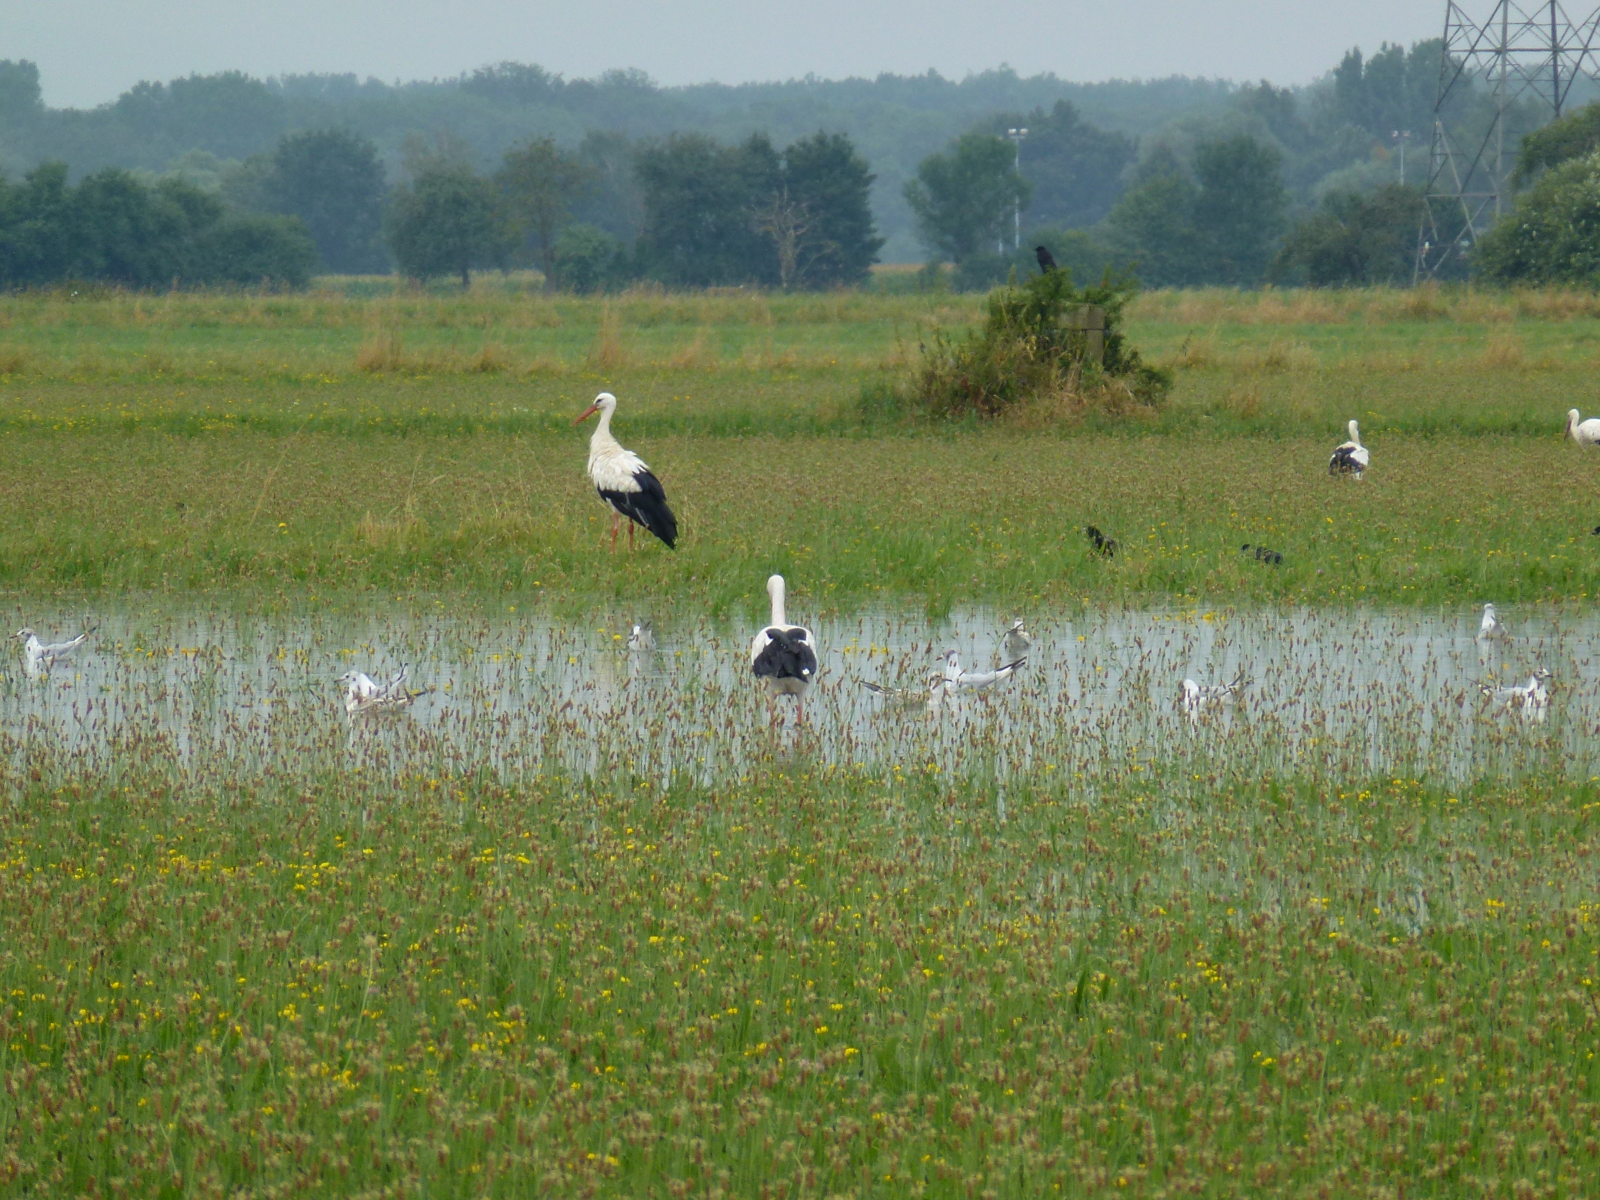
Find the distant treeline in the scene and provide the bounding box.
[0,40,1585,291]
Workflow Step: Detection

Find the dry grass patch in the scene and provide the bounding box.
[1481,331,1527,369]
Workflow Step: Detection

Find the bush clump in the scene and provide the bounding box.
[907,267,1169,420]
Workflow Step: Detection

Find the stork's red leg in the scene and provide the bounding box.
[629,522,636,551]
[610,513,620,552]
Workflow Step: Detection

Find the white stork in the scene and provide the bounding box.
[940,649,1025,692]
[1476,603,1505,642]
[1329,420,1370,478]
[1567,409,1600,447]
[750,574,818,724]
[1179,669,1248,720]
[573,392,678,551]
[14,623,95,678]
[1002,618,1033,660]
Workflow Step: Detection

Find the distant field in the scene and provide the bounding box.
[3,284,1600,606]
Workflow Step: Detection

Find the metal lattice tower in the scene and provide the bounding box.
[1417,1,1600,279]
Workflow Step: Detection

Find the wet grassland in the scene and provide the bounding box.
[0,285,1599,1198]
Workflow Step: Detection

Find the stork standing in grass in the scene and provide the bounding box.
[1567,409,1600,447]
[750,574,818,724]
[1329,420,1370,478]
[574,392,678,551]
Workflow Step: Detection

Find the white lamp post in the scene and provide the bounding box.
[1005,127,1028,251]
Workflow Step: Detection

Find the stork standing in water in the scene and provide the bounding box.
[1567,409,1600,447]
[573,392,678,551]
[750,574,818,724]
[1329,420,1370,477]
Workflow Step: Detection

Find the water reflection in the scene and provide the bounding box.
[2,603,1593,788]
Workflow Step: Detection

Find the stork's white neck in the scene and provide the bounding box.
[587,402,623,465]
[767,577,787,627]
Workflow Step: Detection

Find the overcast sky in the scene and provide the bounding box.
[6,0,1446,109]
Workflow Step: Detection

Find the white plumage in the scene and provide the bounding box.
[1180,669,1248,719]
[1567,409,1600,446]
[337,664,422,717]
[626,621,655,652]
[1477,603,1505,642]
[750,575,819,723]
[1002,618,1033,660]
[1329,419,1370,478]
[1480,669,1551,720]
[574,392,678,551]
[14,624,94,678]
[940,649,1025,692]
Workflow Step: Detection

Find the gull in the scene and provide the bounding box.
[1476,603,1506,642]
[337,664,424,717]
[1179,669,1248,719]
[862,672,943,703]
[1567,409,1600,447]
[1002,618,1034,660]
[626,621,655,652]
[15,623,96,677]
[940,649,1025,692]
[750,574,818,724]
[1479,669,1551,718]
[1329,419,1370,477]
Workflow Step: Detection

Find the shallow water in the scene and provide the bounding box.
[2,602,1594,789]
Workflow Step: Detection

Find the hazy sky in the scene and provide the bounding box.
[7,0,1446,109]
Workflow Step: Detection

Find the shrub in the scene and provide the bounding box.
[907,267,1169,419]
[547,223,626,294]
[1476,152,1600,286]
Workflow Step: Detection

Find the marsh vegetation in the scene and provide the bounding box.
[1,286,1599,1197]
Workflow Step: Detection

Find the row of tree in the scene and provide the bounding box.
[0,123,882,291]
[0,163,316,288]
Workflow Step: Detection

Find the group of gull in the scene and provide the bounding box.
[9,398,1580,726]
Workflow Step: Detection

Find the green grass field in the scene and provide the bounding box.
[2,284,1600,1197]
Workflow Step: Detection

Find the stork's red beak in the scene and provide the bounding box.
[573,403,600,425]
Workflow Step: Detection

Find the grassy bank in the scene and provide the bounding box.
[0,767,1594,1197]
[4,286,1600,607]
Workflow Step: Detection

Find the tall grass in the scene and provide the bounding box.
[0,764,1594,1197]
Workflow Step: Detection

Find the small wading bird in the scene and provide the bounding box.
[1003,618,1034,660]
[750,574,818,724]
[940,649,1025,692]
[862,672,945,713]
[15,623,95,677]
[1477,603,1506,642]
[1567,409,1600,447]
[1329,419,1370,478]
[337,664,425,717]
[1240,544,1283,565]
[1180,669,1249,720]
[1035,245,1057,274]
[626,621,655,652]
[573,392,678,551]
[1085,526,1118,558]
[1480,668,1551,719]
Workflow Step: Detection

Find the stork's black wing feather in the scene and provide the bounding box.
[1328,448,1363,476]
[598,467,678,548]
[753,629,817,681]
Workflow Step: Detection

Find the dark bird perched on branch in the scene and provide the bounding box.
[1240,543,1283,565]
[1085,526,1118,558]
[1035,245,1057,274]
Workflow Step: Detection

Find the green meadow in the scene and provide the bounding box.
[1,284,1599,1198]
